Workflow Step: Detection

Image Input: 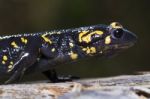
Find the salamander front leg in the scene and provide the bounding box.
[5,67,26,84]
[5,52,37,84]
[42,69,80,83]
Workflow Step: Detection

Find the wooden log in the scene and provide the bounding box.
[1,73,150,99]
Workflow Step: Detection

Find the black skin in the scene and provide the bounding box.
[0,22,137,84]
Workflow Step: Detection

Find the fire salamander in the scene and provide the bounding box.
[0,22,137,84]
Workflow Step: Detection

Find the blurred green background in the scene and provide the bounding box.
[0,0,149,81]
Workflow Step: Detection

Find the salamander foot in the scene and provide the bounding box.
[42,69,80,83]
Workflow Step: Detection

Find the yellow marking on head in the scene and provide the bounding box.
[79,30,103,43]
[2,61,6,64]
[41,34,52,44]
[3,55,8,61]
[81,35,91,43]
[21,37,28,44]
[69,42,74,48]
[105,36,111,44]
[110,22,123,29]
[69,51,78,60]
[94,31,104,35]
[79,31,89,42]
[51,48,55,52]
[11,41,18,48]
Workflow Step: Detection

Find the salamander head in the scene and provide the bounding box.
[77,22,137,57]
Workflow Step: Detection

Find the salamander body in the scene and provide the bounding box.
[0,22,137,84]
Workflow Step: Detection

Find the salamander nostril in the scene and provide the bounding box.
[113,29,123,39]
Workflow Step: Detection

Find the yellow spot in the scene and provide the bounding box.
[51,48,55,52]
[82,48,87,53]
[21,37,28,44]
[7,69,12,72]
[70,51,78,60]
[105,36,111,44]
[10,61,13,65]
[82,47,89,54]
[11,41,18,48]
[56,31,61,34]
[2,61,5,64]
[86,48,91,54]
[8,65,13,69]
[3,55,8,61]
[82,48,87,51]
[79,30,103,43]
[90,47,96,54]
[69,43,74,48]
[82,47,96,54]
[110,22,123,29]
[41,34,52,44]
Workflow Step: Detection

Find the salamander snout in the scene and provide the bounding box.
[121,29,137,44]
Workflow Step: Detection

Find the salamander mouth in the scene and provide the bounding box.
[112,42,135,50]
[97,41,136,54]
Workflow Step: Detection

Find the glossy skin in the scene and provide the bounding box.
[0,22,137,84]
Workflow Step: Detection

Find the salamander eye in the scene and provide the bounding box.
[112,29,123,39]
